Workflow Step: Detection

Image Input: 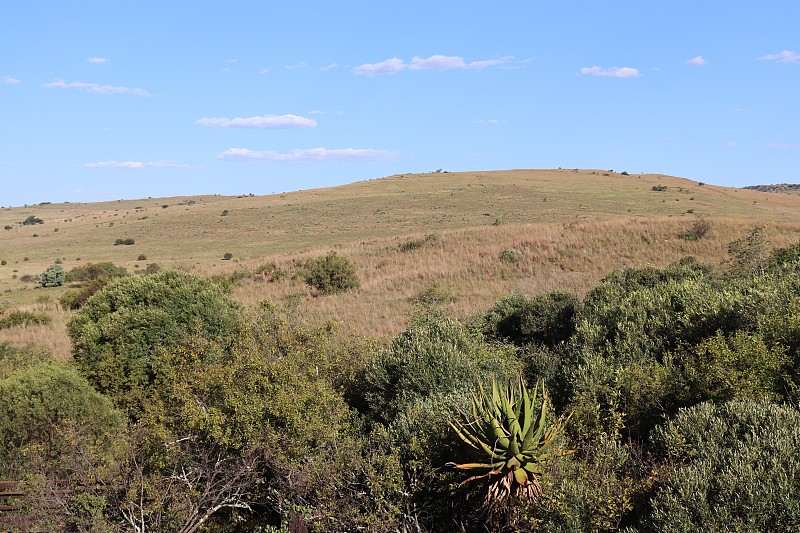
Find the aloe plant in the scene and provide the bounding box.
[448,378,569,506]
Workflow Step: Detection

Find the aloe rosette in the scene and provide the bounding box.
[448,378,569,505]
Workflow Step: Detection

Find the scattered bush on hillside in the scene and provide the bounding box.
[39,263,65,287]
[651,185,668,192]
[222,252,233,260]
[22,215,44,225]
[412,283,454,305]
[300,251,359,294]
[254,263,286,282]
[65,262,127,283]
[681,218,712,240]
[3,225,12,231]
[500,249,520,263]
[726,226,767,277]
[113,238,135,246]
[19,274,37,283]
[137,254,147,261]
[399,234,437,252]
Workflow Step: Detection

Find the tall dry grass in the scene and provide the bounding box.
[0,301,72,360]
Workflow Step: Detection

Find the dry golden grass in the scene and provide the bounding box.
[0,301,72,360]
[1,169,799,351]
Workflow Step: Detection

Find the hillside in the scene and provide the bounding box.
[3,168,800,353]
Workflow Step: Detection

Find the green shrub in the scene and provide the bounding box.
[59,278,111,310]
[651,185,668,192]
[643,400,800,531]
[3,225,11,231]
[412,283,453,305]
[1,260,6,265]
[22,215,43,225]
[0,360,124,477]
[65,262,127,283]
[358,307,520,425]
[113,238,135,246]
[39,263,65,287]
[482,291,578,349]
[137,254,147,261]
[223,252,233,260]
[68,270,242,414]
[300,251,359,294]
[500,249,519,263]
[0,311,52,330]
[398,234,436,253]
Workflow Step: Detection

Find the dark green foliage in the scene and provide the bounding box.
[22,215,44,225]
[223,252,233,260]
[137,254,147,261]
[39,263,65,287]
[399,234,436,252]
[644,401,800,531]
[0,342,51,380]
[3,225,11,230]
[68,270,242,413]
[301,251,359,294]
[0,311,51,330]
[482,291,578,349]
[651,185,667,192]
[64,261,127,283]
[113,237,135,246]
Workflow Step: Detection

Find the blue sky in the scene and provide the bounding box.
[1,1,798,206]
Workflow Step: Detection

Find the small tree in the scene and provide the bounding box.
[301,252,359,294]
[40,263,66,287]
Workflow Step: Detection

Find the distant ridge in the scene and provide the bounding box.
[744,183,800,193]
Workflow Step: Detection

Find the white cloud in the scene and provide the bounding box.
[259,68,271,74]
[579,66,641,78]
[43,79,151,96]
[319,63,338,72]
[87,57,109,64]
[767,143,796,149]
[353,57,406,76]
[354,55,511,76]
[217,147,398,162]
[686,55,707,66]
[757,50,799,64]
[2,75,21,85]
[286,61,307,70]
[84,160,192,169]
[195,114,316,129]
[466,56,513,69]
[409,55,466,71]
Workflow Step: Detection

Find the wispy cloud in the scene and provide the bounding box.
[686,55,707,66]
[308,110,345,116]
[217,147,398,162]
[2,75,21,85]
[84,160,192,169]
[286,61,307,70]
[353,57,406,76]
[87,57,109,64]
[757,50,799,64]
[319,63,338,72]
[195,114,316,129]
[259,68,271,74]
[353,55,511,76]
[43,79,151,96]
[470,119,507,124]
[579,66,641,78]
[767,143,796,149]
[225,59,238,63]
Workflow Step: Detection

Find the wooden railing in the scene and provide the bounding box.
[0,481,29,533]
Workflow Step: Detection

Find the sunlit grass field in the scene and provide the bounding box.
[2,169,800,356]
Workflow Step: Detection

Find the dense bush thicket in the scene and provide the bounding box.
[3,232,800,531]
